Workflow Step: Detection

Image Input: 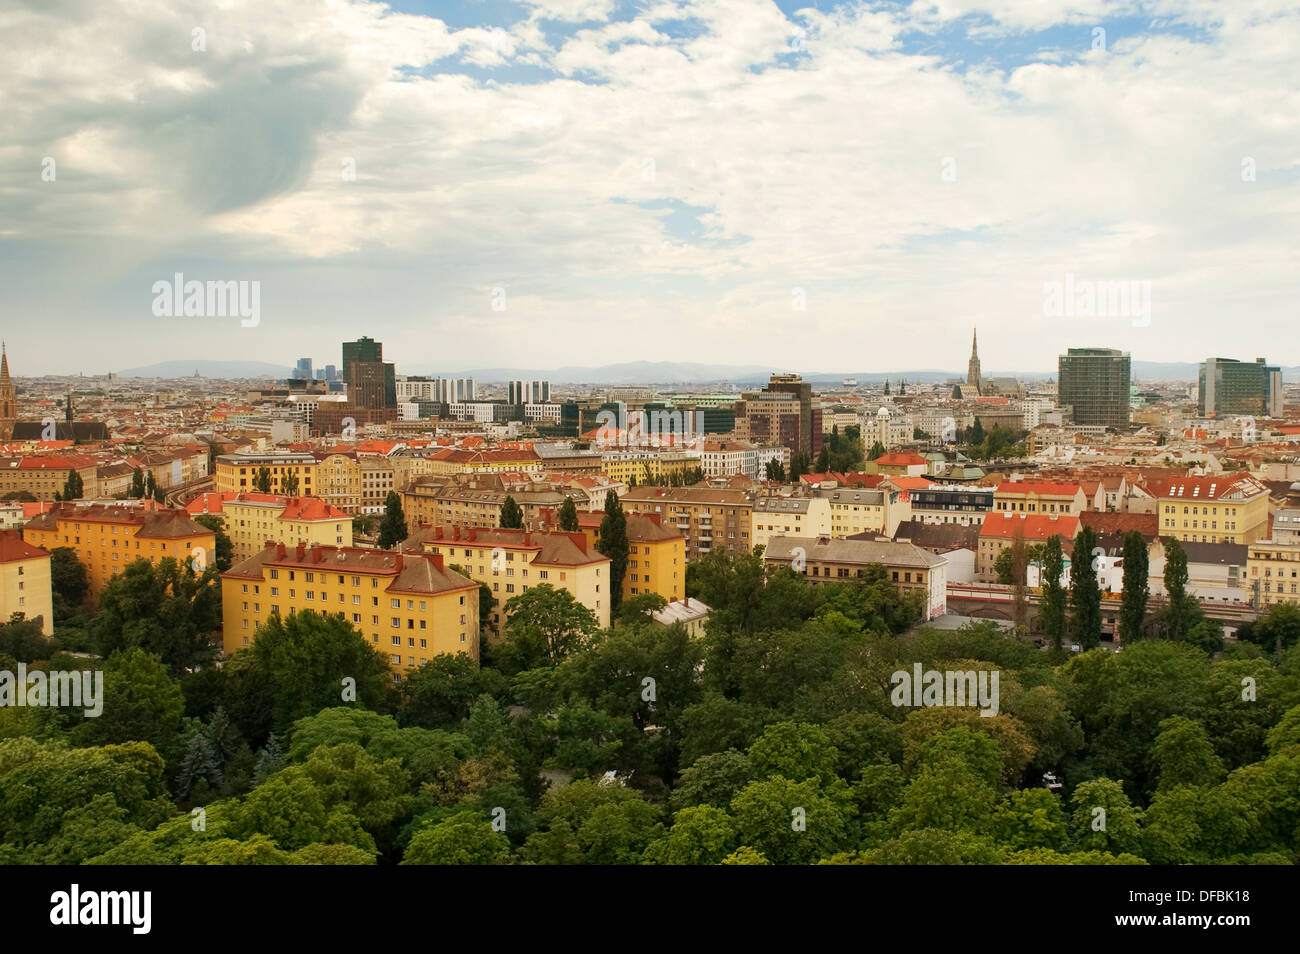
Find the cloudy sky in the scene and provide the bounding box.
[2,0,1297,377]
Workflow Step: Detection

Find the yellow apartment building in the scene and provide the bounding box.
[23,502,216,597]
[405,525,611,631]
[222,493,352,562]
[1148,474,1270,545]
[313,452,362,514]
[572,511,686,604]
[215,452,318,496]
[0,530,53,636]
[221,542,480,678]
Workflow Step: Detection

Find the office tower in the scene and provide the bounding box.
[324,364,338,382]
[508,380,550,405]
[1199,357,1283,417]
[736,373,822,457]
[341,337,396,409]
[1058,348,1131,427]
[295,357,313,380]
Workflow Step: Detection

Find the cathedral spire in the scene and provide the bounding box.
[966,327,982,394]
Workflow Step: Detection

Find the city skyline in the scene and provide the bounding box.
[4,0,1298,374]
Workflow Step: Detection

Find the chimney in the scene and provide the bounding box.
[430,553,444,572]
[276,542,286,559]
[296,542,306,561]
[313,548,324,563]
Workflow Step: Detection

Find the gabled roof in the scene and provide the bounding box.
[0,529,48,563]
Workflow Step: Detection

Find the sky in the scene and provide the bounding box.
[1,0,1297,377]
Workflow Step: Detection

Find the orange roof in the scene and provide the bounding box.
[979,512,1080,540]
[1143,473,1267,501]
[184,492,239,515]
[280,497,348,521]
[875,453,928,466]
[887,475,934,490]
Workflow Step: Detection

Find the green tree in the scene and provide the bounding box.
[236,611,394,733]
[402,811,510,865]
[130,466,146,499]
[1151,716,1224,791]
[1037,535,1067,651]
[1068,778,1142,856]
[730,776,849,864]
[69,649,185,756]
[498,584,598,674]
[596,490,628,614]
[499,495,524,529]
[1161,537,1192,641]
[557,496,579,532]
[400,653,506,730]
[644,805,737,865]
[1069,525,1102,649]
[1118,530,1149,643]
[281,472,299,496]
[144,470,157,499]
[49,547,90,621]
[377,491,408,550]
[867,440,886,461]
[254,467,272,494]
[193,514,234,571]
[90,557,221,675]
[764,459,786,482]
[60,469,84,501]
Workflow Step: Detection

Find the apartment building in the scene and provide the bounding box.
[23,502,216,596]
[818,484,910,538]
[0,530,53,636]
[222,493,352,561]
[1147,473,1270,545]
[402,475,578,530]
[221,542,479,677]
[215,452,317,496]
[620,486,753,558]
[570,511,686,604]
[993,480,1086,516]
[406,525,611,630]
[751,494,831,552]
[976,511,1080,582]
[1246,483,1300,608]
[0,455,100,501]
[908,485,995,526]
[762,535,948,619]
[599,450,703,486]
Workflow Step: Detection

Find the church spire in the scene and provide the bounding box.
[966,327,982,393]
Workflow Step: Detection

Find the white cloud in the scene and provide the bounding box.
[1,0,1298,375]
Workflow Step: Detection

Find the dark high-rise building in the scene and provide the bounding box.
[1198,357,1283,418]
[295,357,313,380]
[1058,348,1131,427]
[738,373,822,457]
[324,364,338,382]
[341,337,396,409]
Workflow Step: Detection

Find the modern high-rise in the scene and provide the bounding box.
[341,337,396,409]
[1058,348,1131,427]
[508,380,550,405]
[295,357,313,380]
[737,373,823,458]
[1198,357,1283,418]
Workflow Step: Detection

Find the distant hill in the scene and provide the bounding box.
[116,360,293,380]
[112,358,1300,385]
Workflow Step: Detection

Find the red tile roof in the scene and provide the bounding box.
[1143,473,1267,501]
[0,529,48,563]
[979,512,1080,540]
